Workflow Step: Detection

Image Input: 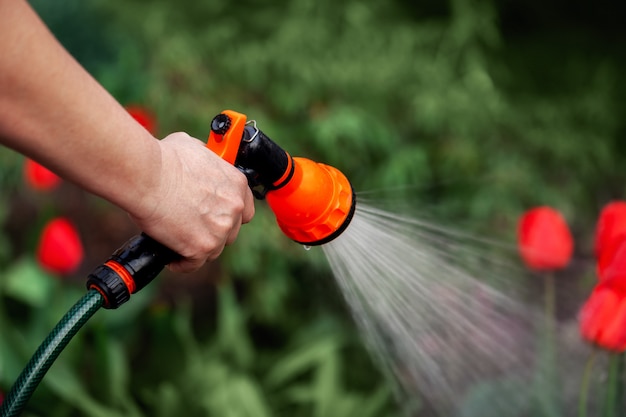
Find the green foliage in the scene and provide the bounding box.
[3,258,54,308]
[2,0,626,415]
[93,0,626,236]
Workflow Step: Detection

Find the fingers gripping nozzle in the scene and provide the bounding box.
[208,110,356,246]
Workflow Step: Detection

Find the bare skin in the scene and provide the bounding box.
[0,0,255,273]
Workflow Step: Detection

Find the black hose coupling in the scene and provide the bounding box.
[86,234,178,309]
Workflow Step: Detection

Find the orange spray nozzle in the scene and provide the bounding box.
[266,157,354,244]
[207,110,355,245]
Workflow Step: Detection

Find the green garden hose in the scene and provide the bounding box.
[0,289,104,417]
[1,233,176,416]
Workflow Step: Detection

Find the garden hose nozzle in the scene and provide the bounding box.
[87,110,356,307]
[208,110,356,245]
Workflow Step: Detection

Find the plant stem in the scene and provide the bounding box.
[603,353,621,417]
[578,349,596,417]
[616,354,625,415]
[541,273,559,416]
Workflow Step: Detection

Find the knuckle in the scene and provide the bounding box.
[233,171,250,190]
[197,234,224,257]
[230,197,246,215]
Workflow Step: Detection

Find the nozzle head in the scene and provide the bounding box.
[266,158,355,245]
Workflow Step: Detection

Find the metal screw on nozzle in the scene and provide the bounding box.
[211,114,231,135]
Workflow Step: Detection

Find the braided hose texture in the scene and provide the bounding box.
[0,289,104,417]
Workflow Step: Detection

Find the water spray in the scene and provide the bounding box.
[0,110,356,416]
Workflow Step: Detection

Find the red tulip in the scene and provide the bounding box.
[596,238,626,280]
[579,284,626,352]
[517,206,574,271]
[594,201,626,257]
[126,105,157,135]
[580,237,626,352]
[36,217,84,276]
[594,201,626,277]
[23,158,61,191]
[598,239,626,291]
[598,236,626,279]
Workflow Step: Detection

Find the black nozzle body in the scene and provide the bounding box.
[86,234,178,309]
[235,126,294,196]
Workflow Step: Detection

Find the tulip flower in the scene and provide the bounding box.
[126,105,157,135]
[594,201,626,278]
[579,284,626,352]
[598,237,626,285]
[580,238,626,352]
[597,237,623,279]
[578,280,626,417]
[23,158,61,191]
[517,206,574,272]
[518,206,573,412]
[578,206,626,416]
[36,217,84,276]
[594,201,626,258]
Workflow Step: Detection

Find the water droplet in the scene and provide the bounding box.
[303,245,312,251]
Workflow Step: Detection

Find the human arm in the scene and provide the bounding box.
[0,0,254,272]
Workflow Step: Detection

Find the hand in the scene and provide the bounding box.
[0,1,255,273]
[128,132,255,273]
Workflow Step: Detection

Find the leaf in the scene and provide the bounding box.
[216,284,254,369]
[2,257,54,307]
[229,375,272,417]
[44,363,124,417]
[265,336,340,387]
[0,327,24,384]
[96,337,143,416]
[313,349,341,417]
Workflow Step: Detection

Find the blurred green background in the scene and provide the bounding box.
[1,0,625,415]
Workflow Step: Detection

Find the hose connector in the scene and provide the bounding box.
[86,234,178,309]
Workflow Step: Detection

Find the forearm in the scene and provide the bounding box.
[0,0,160,216]
[0,0,255,272]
